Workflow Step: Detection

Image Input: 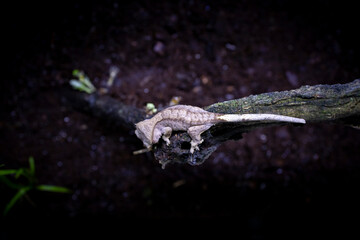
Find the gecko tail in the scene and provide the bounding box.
[217,114,306,124]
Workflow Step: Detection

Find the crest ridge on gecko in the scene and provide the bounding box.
[135,104,305,154]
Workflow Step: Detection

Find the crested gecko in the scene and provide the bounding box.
[135,104,306,154]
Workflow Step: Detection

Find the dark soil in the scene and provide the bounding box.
[1,0,360,236]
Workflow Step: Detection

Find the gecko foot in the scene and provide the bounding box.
[190,139,203,154]
[162,135,171,146]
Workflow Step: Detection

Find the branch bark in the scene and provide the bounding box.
[62,79,360,167]
[61,90,145,130]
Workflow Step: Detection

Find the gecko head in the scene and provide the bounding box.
[135,120,153,149]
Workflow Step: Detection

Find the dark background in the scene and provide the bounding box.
[1,0,360,236]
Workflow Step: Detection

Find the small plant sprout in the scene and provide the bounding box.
[98,66,120,94]
[107,66,120,87]
[145,103,157,115]
[0,156,71,215]
[70,69,96,94]
[169,96,182,106]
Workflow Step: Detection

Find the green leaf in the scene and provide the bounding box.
[28,156,35,175]
[0,176,23,189]
[70,69,96,94]
[72,69,80,77]
[146,103,157,114]
[0,169,17,176]
[70,80,93,94]
[82,77,96,91]
[78,72,85,81]
[70,79,84,88]
[15,168,24,179]
[36,185,71,193]
[4,187,30,216]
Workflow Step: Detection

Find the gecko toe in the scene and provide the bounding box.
[190,144,200,154]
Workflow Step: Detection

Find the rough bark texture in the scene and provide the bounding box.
[63,79,360,167]
[206,79,360,124]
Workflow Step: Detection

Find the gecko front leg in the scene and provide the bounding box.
[161,127,172,146]
[187,124,213,154]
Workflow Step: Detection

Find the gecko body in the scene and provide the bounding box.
[135,105,305,153]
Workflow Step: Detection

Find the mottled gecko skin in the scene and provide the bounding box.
[135,105,219,153]
[135,104,305,154]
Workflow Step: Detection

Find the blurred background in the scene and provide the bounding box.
[1,0,360,236]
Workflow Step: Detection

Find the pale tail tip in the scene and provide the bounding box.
[296,118,306,124]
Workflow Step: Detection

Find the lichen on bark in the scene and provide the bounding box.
[206,79,360,123]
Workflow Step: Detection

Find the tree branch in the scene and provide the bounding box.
[61,90,145,130]
[155,79,360,167]
[206,79,360,123]
[62,79,360,167]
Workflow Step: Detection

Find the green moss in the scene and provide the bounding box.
[205,79,360,123]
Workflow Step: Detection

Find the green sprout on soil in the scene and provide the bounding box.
[69,69,96,94]
[0,157,71,216]
[145,103,157,115]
